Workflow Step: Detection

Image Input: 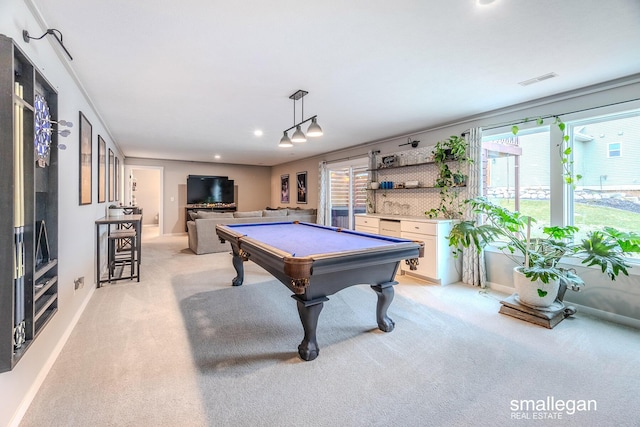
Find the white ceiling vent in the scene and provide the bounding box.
[518,72,559,86]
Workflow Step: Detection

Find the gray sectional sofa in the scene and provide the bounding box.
[187,208,317,254]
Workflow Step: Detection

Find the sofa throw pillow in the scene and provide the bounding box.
[234,210,263,218]
[263,209,288,217]
[197,211,235,219]
[292,209,316,215]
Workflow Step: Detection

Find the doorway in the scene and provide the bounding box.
[124,165,164,235]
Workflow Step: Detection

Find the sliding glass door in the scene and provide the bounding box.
[326,160,368,229]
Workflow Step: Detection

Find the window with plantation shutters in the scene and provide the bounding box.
[327,160,368,229]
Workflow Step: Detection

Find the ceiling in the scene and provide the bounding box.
[30,0,640,166]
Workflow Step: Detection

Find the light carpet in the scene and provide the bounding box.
[20,230,640,426]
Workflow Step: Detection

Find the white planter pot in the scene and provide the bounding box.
[513,266,560,309]
[108,208,124,217]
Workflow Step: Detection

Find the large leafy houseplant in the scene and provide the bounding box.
[449,197,640,300]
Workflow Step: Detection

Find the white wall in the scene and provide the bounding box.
[1,2,126,426]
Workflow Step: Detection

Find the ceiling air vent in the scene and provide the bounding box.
[518,72,558,86]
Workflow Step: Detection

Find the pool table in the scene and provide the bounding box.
[215,221,423,361]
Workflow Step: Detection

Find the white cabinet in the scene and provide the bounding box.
[400,219,460,285]
[379,219,401,237]
[354,216,380,234]
[402,235,437,278]
[354,214,461,285]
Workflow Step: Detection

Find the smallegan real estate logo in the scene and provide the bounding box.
[510,396,597,420]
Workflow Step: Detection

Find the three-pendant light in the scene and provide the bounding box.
[278,90,323,148]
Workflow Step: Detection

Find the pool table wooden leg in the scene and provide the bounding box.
[293,296,328,361]
[371,282,396,332]
[231,247,245,287]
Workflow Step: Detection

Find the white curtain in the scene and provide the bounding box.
[461,127,486,288]
[317,161,328,225]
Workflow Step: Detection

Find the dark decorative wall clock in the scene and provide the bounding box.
[34,94,52,167]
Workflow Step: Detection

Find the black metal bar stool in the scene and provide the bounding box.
[112,207,142,253]
[108,229,139,283]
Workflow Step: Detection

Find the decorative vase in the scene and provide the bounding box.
[512,266,560,309]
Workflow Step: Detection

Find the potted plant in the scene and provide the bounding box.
[448,197,640,308]
[426,135,472,219]
[366,195,375,213]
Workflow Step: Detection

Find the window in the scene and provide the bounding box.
[481,126,552,237]
[326,160,368,229]
[482,106,640,259]
[608,142,621,158]
[569,110,640,243]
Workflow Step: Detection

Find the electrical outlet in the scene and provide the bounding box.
[74,276,84,290]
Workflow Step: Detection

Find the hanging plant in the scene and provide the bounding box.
[425,135,472,219]
[511,116,582,187]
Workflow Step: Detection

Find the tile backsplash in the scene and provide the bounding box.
[369,146,468,217]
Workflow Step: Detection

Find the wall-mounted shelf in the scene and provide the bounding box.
[370,185,466,191]
[368,161,436,172]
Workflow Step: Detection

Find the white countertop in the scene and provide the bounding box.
[355,213,455,223]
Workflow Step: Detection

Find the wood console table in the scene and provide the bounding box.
[95,214,143,287]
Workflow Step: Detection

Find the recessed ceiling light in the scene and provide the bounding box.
[214,155,221,160]
[477,0,496,5]
[254,130,263,137]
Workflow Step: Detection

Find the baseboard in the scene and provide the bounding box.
[567,303,640,330]
[9,285,96,427]
[485,282,640,330]
[485,281,513,296]
[401,270,439,285]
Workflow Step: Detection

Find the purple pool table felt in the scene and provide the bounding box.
[226,222,410,257]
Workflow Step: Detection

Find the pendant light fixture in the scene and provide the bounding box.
[278,131,293,148]
[306,117,323,137]
[291,125,306,143]
[279,90,323,147]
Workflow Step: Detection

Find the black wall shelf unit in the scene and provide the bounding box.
[0,35,59,372]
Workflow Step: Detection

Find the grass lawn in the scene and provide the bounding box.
[490,199,640,238]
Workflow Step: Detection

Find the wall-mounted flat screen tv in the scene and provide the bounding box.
[187,175,235,204]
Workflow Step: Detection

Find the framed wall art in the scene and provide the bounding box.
[115,157,120,201]
[280,174,290,204]
[79,111,92,205]
[98,136,106,203]
[296,171,307,204]
[108,149,114,202]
